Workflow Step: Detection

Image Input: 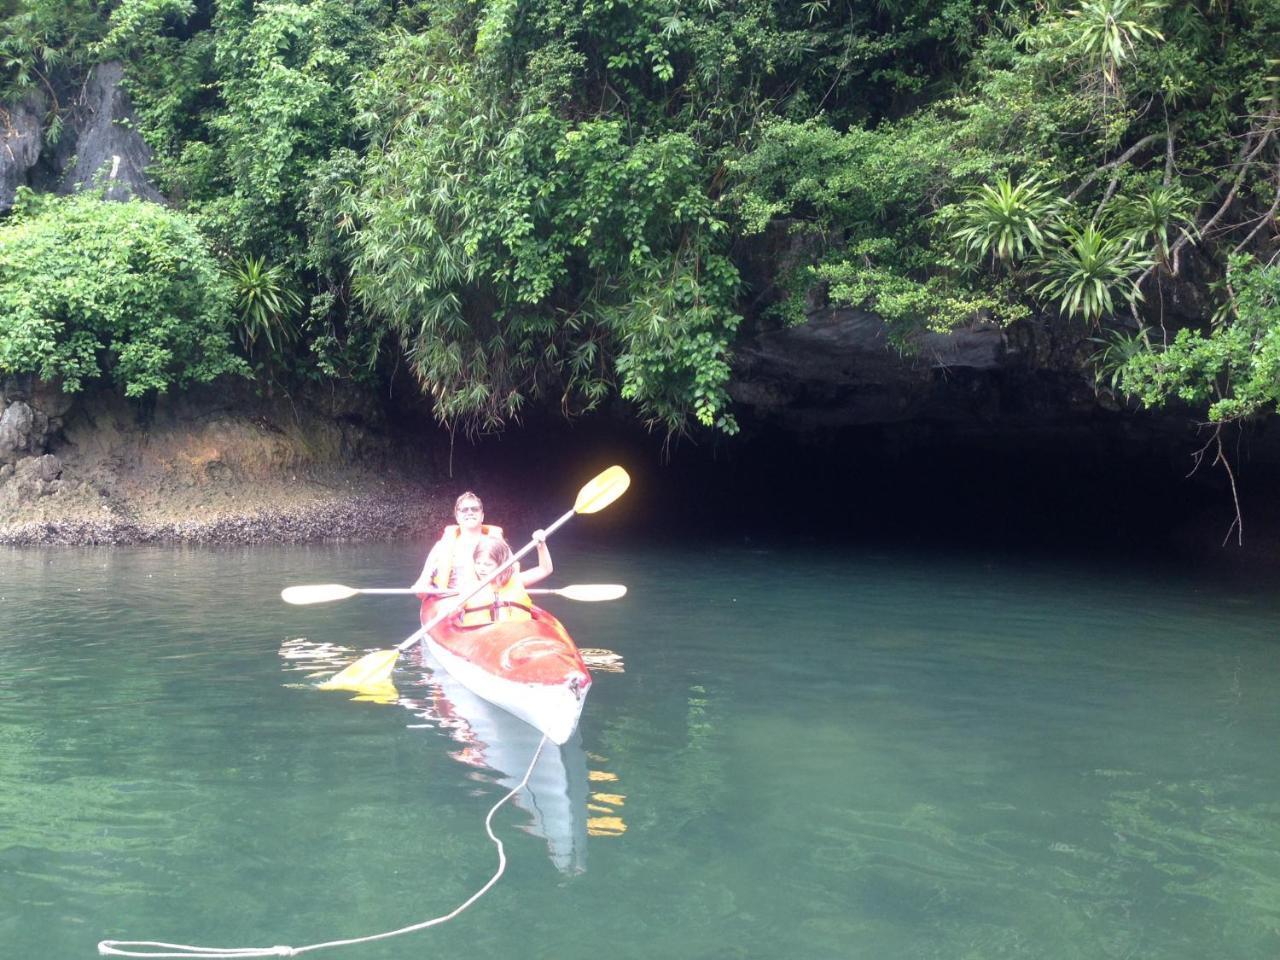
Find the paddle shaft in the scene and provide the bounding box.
[361,587,448,596]
[395,507,575,654]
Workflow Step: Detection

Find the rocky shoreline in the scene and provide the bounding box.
[0,490,452,546]
[0,377,504,548]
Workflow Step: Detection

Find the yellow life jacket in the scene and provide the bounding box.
[458,577,533,626]
[431,523,504,589]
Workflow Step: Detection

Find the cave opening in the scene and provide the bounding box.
[462,410,1280,568]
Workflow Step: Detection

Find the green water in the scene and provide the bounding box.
[2,541,1278,960]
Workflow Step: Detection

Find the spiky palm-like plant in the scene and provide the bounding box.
[1065,0,1165,93]
[1088,325,1151,395]
[1115,185,1197,266]
[949,175,1064,265]
[1032,222,1150,323]
[230,255,303,355]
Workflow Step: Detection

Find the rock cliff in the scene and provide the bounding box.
[1,60,162,210]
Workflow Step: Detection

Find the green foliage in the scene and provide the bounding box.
[1062,0,1165,92]
[0,190,247,395]
[186,0,385,270]
[1089,324,1150,394]
[1113,185,1196,265]
[98,0,194,55]
[96,0,391,389]
[332,0,1022,432]
[728,114,1022,337]
[0,0,103,103]
[1121,258,1280,421]
[342,14,746,434]
[4,0,1278,432]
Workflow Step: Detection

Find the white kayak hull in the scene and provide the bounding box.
[423,633,588,745]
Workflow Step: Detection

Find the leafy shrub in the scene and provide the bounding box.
[1121,257,1280,421]
[0,0,103,103]
[345,26,744,435]
[0,190,248,395]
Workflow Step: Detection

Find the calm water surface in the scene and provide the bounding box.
[1,540,1278,960]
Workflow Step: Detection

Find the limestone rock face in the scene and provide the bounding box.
[0,378,72,472]
[0,401,35,460]
[730,307,1011,429]
[57,61,163,203]
[0,92,47,211]
[32,381,75,420]
[2,62,163,207]
[1,454,63,504]
[32,453,62,482]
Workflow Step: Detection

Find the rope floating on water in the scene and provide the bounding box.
[98,736,550,959]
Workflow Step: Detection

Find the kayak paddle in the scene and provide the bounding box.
[281,584,450,605]
[282,582,626,605]
[529,583,627,601]
[317,465,630,693]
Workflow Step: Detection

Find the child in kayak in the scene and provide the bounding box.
[457,532,552,626]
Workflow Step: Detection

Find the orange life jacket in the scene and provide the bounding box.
[431,523,504,589]
[458,577,533,626]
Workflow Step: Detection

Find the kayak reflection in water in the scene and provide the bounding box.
[280,636,629,872]
[404,651,592,875]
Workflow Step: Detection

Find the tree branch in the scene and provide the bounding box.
[1137,116,1277,289]
[1067,131,1169,202]
[1178,120,1275,253]
[1187,423,1244,547]
[1231,164,1280,255]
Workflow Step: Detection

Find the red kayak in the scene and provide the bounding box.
[418,597,592,745]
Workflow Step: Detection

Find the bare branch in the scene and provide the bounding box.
[1187,424,1244,547]
[1232,164,1280,255]
[1214,427,1244,547]
[1067,132,1169,202]
[1173,119,1276,258]
[1137,117,1277,290]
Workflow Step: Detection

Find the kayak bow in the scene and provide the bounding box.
[418,597,592,745]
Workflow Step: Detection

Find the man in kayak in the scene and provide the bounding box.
[457,533,552,625]
[411,491,502,592]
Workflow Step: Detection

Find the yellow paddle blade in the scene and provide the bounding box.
[574,466,630,514]
[347,680,400,704]
[317,649,400,691]
[281,584,359,605]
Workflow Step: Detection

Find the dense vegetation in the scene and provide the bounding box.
[0,188,246,395]
[0,0,1276,435]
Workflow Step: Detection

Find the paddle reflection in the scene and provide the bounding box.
[401,649,597,875]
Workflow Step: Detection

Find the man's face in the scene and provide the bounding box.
[456,499,483,531]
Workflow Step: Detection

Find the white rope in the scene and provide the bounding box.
[98,736,550,959]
